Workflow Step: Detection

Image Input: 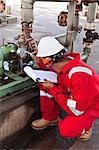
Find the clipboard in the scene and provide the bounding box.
[24,66,58,83]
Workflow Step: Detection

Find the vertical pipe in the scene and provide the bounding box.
[87,2,97,23]
[67,1,76,31]
[73,13,79,29]
[73,12,80,49]
[66,1,76,52]
[83,3,97,62]
[21,0,34,22]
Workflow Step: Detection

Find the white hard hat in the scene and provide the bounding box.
[36,36,64,57]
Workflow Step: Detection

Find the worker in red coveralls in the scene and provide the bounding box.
[31,36,99,141]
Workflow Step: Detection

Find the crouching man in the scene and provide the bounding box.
[31,36,99,141]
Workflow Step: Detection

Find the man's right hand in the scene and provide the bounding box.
[30,50,44,66]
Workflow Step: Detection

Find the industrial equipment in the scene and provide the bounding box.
[0,41,38,98]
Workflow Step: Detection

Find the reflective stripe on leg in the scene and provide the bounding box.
[40,90,53,98]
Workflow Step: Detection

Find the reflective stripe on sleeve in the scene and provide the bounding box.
[69,107,84,116]
[67,99,84,116]
[40,90,53,98]
[68,66,93,79]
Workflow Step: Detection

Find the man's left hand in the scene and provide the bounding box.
[42,79,55,91]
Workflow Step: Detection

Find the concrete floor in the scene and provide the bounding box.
[0,117,99,150]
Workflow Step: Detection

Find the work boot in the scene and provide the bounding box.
[77,127,93,141]
[31,118,58,130]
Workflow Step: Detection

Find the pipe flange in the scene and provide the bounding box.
[57,11,68,26]
[84,22,96,31]
[0,0,5,13]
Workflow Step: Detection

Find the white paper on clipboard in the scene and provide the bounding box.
[24,66,58,83]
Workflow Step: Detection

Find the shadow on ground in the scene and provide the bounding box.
[0,125,76,150]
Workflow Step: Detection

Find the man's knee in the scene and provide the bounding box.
[59,126,77,138]
[59,119,82,138]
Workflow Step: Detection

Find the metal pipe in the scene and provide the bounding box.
[82,3,97,62]
[55,34,67,46]
[66,1,76,52]
[21,0,72,22]
[87,2,97,22]
[73,12,80,42]
[21,0,34,22]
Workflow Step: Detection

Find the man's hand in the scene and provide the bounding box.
[42,79,55,91]
[30,50,42,64]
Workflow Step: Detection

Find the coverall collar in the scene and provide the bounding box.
[61,53,80,73]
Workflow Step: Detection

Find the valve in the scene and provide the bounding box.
[83,30,99,44]
[83,17,99,44]
[75,2,83,13]
[57,11,68,26]
[71,0,82,5]
[28,38,38,52]
[0,0,5,13]
[15,21,33,48]
[72,25,82,33]
[21,21,33,36]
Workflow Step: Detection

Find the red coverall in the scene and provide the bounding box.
[37,58,60,120]
[38,53,99,138]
